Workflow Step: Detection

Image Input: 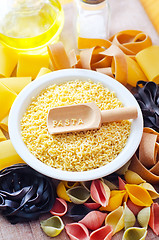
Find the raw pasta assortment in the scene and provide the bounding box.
[0,29,159,240]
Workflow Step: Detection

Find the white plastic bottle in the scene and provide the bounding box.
[75,0,110,40]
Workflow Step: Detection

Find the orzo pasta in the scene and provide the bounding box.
[21,80,131,171]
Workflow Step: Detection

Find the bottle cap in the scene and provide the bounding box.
[81,0,105,4]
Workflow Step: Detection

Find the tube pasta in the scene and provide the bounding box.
[0,129,6,142]
[0,77,32,94]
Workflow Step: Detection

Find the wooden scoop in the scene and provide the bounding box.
[47,102,138,134]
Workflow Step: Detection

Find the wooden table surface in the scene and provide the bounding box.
[0,0,159,239]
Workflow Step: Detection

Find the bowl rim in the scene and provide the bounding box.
[8,69,143,181]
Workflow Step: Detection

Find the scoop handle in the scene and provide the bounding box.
[101,106,138,123]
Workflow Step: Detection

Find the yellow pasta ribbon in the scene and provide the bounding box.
[125,184,153,207]
[0,45,18,77]
[17,53,49,79]
[56,181,71,202]
[48,42,71,70]
[0,129,6,142]
[78,37,111,49]
[136,45,159,83]
[0,140,24,170]
[36,67,52,78]
[0,82,17,121]
[0,77,32,94]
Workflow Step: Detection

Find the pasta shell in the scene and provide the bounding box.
[79,210,107,230]
[63,181,79,189]
[81,181,92,191]
[127,199,143,216]
[116,160,131,175]
[137,207,150,229]
[90,179,110,207]
[125,184,153,207]
[118,177,126,190]
[123,202,136,230]
[100,190,126,212]
[66,204,91,221]
[149,202,159,235]
[122,227,147,240]
[50,198,67,217]
[90,224,113,240]
[56,181,71,202]
[84,201,101,210]
[65,222,89,240]
[139,183,159,199]
[40,216,64,237]
[102,179,118,190]
[124,170,146,184]
[66,186,90,204]
[105,206,124,235]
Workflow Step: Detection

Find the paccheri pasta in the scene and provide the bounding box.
[21,80,131,172]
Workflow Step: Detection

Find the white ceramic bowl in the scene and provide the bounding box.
[9,69,143,181]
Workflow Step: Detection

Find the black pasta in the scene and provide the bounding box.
[66,204,91,221]
[0,164,55,224]
[134,81,159,132]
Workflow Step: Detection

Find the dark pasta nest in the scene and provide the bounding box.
[0,164,55,224]
[134,81,159,132]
